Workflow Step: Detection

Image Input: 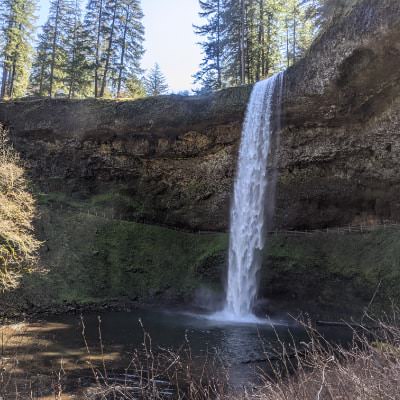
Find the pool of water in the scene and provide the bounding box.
[3,308,353,397]
[55,309,350,376]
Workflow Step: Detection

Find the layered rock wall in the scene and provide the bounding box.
[0,0,399,232]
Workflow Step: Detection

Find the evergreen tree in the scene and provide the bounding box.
[30,0,76,97]
[115,0,145,97]
[83,0,105,97]
[84,0,145,98]
[124,74,146,98]
[30,24,53,95]
[222,0,244,85]
[282,0,315,66]
[99,0,118,97]
[222,0,283,85]
[246,0,282,81]
[64,0,91,97]
[144,63,168,96]
[194,0,323,89]
[0,0,37,99]
[283,0,313,67]
[193,0,224,92]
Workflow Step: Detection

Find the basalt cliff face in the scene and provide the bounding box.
[280,0,400,229]
[1,0,400,232]
[0,0,400,315]
[0,88,249,232]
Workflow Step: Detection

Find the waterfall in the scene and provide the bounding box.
[221,73,284,321]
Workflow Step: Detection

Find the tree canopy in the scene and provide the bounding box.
[193,0,338,91]
[0,0,343,99]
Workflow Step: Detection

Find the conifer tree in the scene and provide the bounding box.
[99,0,118,97]
[0,0,37,99]
[193,0,224,92]
[144,63,168,96]
[222,0,283,85]
[31,0,76,97]
[64,0,91,97]
[83,0,105,97]
[244,0,282,81]
[194,0,322,89]
[222,0,244,85]
[282,0,317,66]
[124,74,146,98]
[84,0,144,98]
[115,0,144,97]
[30,24,53,95]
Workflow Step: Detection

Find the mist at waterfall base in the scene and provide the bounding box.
[211,73,284,324]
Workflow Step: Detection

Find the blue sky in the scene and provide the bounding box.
[37,0,203,92]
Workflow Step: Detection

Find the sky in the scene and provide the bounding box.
[37,0,203,92]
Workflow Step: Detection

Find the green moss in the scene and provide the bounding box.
[6,191,400,317]
[263,229,400,315]
[15,200,227,307]
[37,192,72,206]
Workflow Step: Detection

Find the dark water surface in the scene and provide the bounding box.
[34,308,352,388]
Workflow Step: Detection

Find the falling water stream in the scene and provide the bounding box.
[216,73,284,322]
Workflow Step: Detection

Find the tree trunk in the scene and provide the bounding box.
[100,0,118,98]
[9,57,17,98]
[49,0,61,97]
[1,64,8,99]
[1,18,13,99]
[8,22,24,99]
[94,0,104,98]
[68,1,79,99]
[38,62,45,95]
[263,12,273,77]
[240,0,246,84]
[216,0,222,88]
[286,17,290,67]
[117,7,129,97]
[293,5,297,63]
[257,0,264,80]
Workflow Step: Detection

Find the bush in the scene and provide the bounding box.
[0,124,40,290]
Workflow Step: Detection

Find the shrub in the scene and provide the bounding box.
[0,124,40,290]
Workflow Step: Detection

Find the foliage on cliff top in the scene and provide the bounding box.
[0,125,40,290]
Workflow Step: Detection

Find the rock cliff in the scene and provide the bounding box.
[1,0,399,232]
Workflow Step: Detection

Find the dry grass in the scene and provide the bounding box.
[245,317,400,400]
[0,124,41,290]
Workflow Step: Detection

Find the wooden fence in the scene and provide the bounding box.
[45,203,400,236]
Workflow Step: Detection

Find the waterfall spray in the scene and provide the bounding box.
[220,72,284,322]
